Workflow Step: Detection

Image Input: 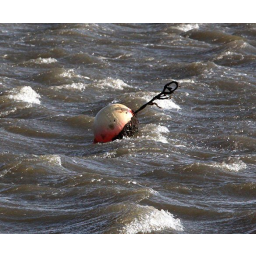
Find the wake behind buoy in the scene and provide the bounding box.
[93,81,178,143]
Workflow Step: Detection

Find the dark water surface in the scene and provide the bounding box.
[0,23,255,234]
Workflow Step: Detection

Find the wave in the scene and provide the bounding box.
[120,205,184,234]
[210,158,247,172]
[59,69,81,78]
[52,82,87,91]
[93,78,131,90]
[214,52,256,68]
[33,68,90,86]
[7,86,41,104]
[144,94,181,110]
[140,124,170,144]
[176,23,199,32]
[26,57,57,64]
[183,29,243,45]
[64,52,104,65]
[37,155,62,166]
[0,154,62,180]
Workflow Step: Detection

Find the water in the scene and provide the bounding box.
[0,23,255,234]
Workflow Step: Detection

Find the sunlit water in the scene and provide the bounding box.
[0,23,255,233]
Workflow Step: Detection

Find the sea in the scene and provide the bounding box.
[0,23,255,234]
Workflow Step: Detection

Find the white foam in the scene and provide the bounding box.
[178,78,195,84]
[54,82,87,91]
[155,125,170,133]
[0,107,18,117]
[175,144,186,148]
[39,155,62,166]
[176,24,199,32]
[142,124,170,144]
[0,169,9,178]
[215,51,242,61]
[59,69,90,80]
[127,180,137,185]
[121,206,184,234]
[155,135,168,144]
[7,86,41,104]
[213,159,247,172]
[28,57,57,64]
[60,69,76,78]
[95,78,131,90]
[102,151,116,158]
[47,155,62,166]
[143,94,181,110]
[155,126,169,143]
[91,178,103,182]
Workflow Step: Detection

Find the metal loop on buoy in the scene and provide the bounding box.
[133,81,179,115]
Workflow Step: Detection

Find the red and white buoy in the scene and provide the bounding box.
[93,103,138,143]
[93,81,179,143]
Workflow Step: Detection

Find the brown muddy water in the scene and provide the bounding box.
[0,23,255,233]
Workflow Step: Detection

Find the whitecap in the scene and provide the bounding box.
[127,180,137,185]
[213,159,247,172]
[143,93,181,110]
[27,57,57,64]
[59,69,90,80]
[0,107,18,117]
[91,178,103,182]
[176,23,199,32]
[155,125,170,134]
[38,155,62,166]
[178,78,195,84]
[7,86,41,104]
[120,206,184,234]
[155,126,169,143]
[47,155,62,166]
[141,124,170,144]
[155,135,168,144]
[53,82,87,91]
[60,69,76,78]
[0,169,9,178]
[94,77,131,90]
[215,51,243,61]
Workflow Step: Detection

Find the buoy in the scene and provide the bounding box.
[93,81,179,144]
[93,103,139,143]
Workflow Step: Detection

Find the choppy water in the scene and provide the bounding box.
[0,23,255,234]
